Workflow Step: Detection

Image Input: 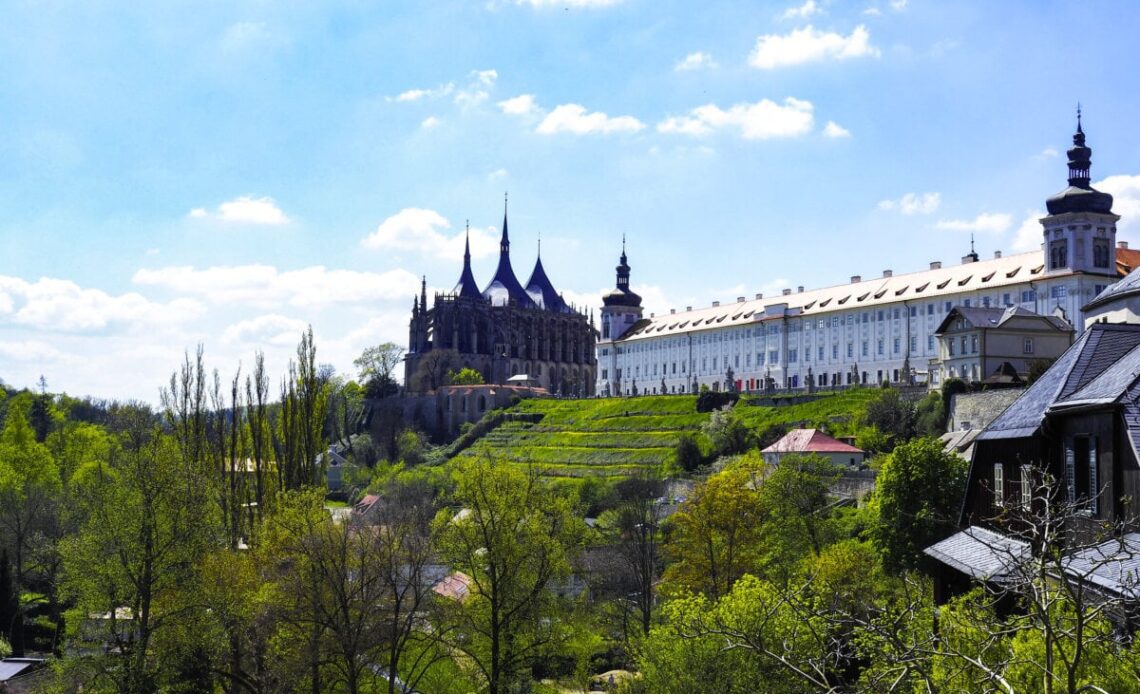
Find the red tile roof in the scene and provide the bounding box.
[761,428,864,454]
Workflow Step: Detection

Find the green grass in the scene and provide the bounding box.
[448,389,878,482]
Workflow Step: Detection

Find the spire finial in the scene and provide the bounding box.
[537,231,541,257]
[970,233,975,254]
[1077,102,1083,133]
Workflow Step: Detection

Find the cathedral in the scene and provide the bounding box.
[404,202,597,395]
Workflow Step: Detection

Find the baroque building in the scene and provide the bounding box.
[597,116,1135,397]
[405,203,597,395]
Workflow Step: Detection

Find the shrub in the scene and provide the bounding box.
[696,390,739,413]
[674,433,706,472]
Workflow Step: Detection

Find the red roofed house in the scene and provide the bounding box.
[761,428,867,468]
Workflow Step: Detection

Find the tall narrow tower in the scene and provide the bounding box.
[1041,109,1119,275]
[598,239,643,395]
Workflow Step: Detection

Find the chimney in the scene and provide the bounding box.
[650,312,654,317]
[755,293,763,300]
[782,288,792,296]
[962,253,977,264]
[851,275,861,283]
[686,306,692,311]
[737,296,745,303]
[883,269,893,278]
[712,301,720,307]
[797,286,804,293]
[930,261,942,270]
[994,250,1002,259]
[1120,241,1130,250]
[670,308,676,314]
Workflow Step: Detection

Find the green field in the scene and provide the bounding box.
[450,389,880,482]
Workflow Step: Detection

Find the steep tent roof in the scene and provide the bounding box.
[525,253,570,312]
[452,228,482,299]
[482,205,536,308]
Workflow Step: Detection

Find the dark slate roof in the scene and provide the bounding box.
[1085,264,1140,312]
[935,305,1070,335]
[979,323,1140,440]
[482,212,536,308]
[452,236,482,299]
[1062,532,1140,600]
[924,526,1030,582]
[525,256,570,312]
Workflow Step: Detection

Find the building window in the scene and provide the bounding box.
[877,339,884,356]
[756,353,764,366]
[893,337,900,354]
[1094,239,1110,268]
[862,312,868,323]
[1020,464,1032,509]
[876,310,884,321]
[909,306,917,318]
[769,350,779,364]
[949,341,955,356]
[960,336,967,354]
[1023,338,1034,354]
[927,303,934,316]
[963,299,971,308]
[893,308,900,320]
[832,344,839,359]
[861,341,868,357]
[746,354,751,366]
[734,355,739,367]
[982,296,991,308]
[846,343,853,358]
[601,369,608,380]
[1022,289,1036,303]
[1051,285,1068,299]
[818,346,824,360]
[928,335,935,350]
[1003,293,1011,306]
[788,349,798,363]
[910,336,917,352]
[1065,436,1098,514]
[1050,239,1068,269]
[971,336,978,353]
[945,301,952,312]
[994,463,1004,509]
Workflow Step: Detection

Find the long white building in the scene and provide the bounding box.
[596,118,1133,396]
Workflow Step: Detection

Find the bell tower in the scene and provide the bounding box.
[1041,108,1119,276]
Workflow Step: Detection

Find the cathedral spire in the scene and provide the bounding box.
[464,220,471,261]
[453,220,481,298]
[483,194,534,307]
[500,192,510,254]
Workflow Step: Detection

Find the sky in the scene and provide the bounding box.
[3,0,1140,403]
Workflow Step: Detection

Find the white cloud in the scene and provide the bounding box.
[188,196,290,225]
[1036,147,1059,159]
[878,192,941,215]
[863,7,883,16]
[1097,174,1140,240]
[392,83,455,102]
[657,97,814,140]
[749,25,879,69]
[536,104,645,135]
[674,52,717,71]
[935,212,1013,233]
[132,264,422,309]
[421,116,441,129]
[1010,210,1045,251]
[890,0,908,10]
[488,168,509,180]
[222,314,310,346]
[360,208,499,260]
[823,121,851,138]
[498,94,539,116]
[0,275,205,333]
[454,69,498,109]
[781,0,822,20]
[0,340,68,363]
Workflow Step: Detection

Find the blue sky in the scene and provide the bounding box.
[2,0,1140,402]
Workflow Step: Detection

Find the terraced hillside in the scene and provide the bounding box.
[451,389,881,483]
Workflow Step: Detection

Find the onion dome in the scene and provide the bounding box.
[481,196,536,308]
[1046,109,1114,215]
[526,239,570,312]
[452,222,482,299]
[602,238,642,308]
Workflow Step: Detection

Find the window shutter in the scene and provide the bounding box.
[1089,437,1098,515]
[1065,444,1076,503]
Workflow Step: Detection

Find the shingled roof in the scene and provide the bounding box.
[979,323,1140,442]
